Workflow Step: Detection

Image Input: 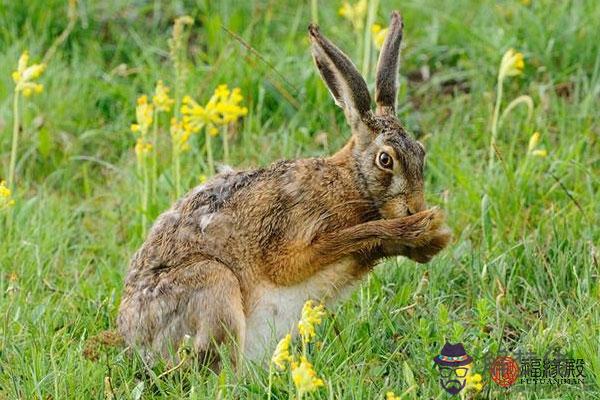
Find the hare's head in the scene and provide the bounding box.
[309,11,426,219]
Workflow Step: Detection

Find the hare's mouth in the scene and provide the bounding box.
[379,198,410,219]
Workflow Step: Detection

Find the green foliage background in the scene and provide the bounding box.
[0,0,598,398]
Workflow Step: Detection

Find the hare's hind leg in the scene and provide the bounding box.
[180,260,246,367]
[119,260,245,367]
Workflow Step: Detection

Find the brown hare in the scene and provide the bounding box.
[117,11,451,365]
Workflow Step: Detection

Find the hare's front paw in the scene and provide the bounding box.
[401,207,451,263]
[400,207,445,243]
[380,208,450,262]
[406,226,451,263]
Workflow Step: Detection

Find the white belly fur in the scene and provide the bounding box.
[244,257,362,360]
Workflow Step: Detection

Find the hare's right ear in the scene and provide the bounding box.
[309,24,372,131]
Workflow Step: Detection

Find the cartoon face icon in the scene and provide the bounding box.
[433,342,473,395]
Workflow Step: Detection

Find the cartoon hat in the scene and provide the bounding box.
[433,342,473,367]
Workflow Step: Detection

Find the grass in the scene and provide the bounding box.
[0,0,599,398]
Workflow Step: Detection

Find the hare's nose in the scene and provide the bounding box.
[407,194,426,215]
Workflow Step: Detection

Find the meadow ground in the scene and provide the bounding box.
[0,0,598,399]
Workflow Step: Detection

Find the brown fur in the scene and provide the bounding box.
[117,11,451,364]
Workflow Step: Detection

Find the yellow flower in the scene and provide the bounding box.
[291,356,324,396]
[12,51,45,96]
[386,391,400,400]
[214,86,248,124]
[527,131,547,157]
[153,80,175,112]
[134,137,153,158]
[181,85,247,135]
[339,0,367,32]
[528,131,540,152]
[198,174,207,184]
[499,48,525,79]
[372,24,389,50]
[0,180,16,210]
[131,95,154,135]
[464,364,483,393]
[271,333,292,370]
[170,118,193,152]
[207,125,219,136]
[298,300,326,343]
[181,95,206,133]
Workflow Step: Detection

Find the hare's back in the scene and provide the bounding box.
[136,161,296,267]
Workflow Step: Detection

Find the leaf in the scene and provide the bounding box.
[481,194,493,254]
[131,381,144,400]
[451,322,465,342]
[437,303,449,328]
[37,126,53,157]
[402,361,417,400]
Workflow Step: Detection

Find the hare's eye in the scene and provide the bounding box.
[378,152,393,170]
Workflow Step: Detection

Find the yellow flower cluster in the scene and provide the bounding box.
[385,391,401,400]
[269,300,327,397]
[131,94,155,158]
[298,300,326,343]
[271,333,292,370]
[12,51,45,97]
[291,357,325,396]
[131,95,154,136]
[153,80,175,112]
[339,0,367,32]
[170,117,193,153]
[465,364,483,392]
[0,180,16,210]
[181,84,248,137]
[527,131,547,157]
[499,48,525,79]
[134,137,153,158]
[372,24,389,50]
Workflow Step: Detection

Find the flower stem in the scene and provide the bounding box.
[136,153,145,236]
[361,0,379,77]
[172,142,181,199]
[151,115,159,199]
[222,126,229,165]
[206,128,214,175]
[488,75,504,172]
[267,363,273,400]
[311,0,318,24]
[8,92,20,191]
[142,155,149,236]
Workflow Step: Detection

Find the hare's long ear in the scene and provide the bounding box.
[309,24,372,129]
[375,11,404,116]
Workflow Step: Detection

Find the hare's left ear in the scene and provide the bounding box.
[308,24,372,130]
[375,11,404,116]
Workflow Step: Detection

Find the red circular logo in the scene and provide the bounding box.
[490,356,520,387]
